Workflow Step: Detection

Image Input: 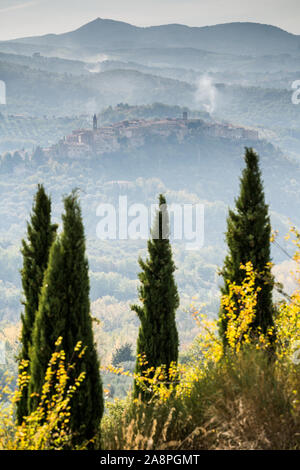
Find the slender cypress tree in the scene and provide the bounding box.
[17,185,57,424]
[29,191,103,445]
[219,147,274,346]
[132,194,179,399]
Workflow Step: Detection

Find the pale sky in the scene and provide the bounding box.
[0,0,300,41]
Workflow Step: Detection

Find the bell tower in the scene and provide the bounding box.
[93,113,97,131]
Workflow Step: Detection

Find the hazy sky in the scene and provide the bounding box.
[0,0,300,41]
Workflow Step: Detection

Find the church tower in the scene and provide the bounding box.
[93,113,97,131]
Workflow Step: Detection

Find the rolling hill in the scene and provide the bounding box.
[5,18,300,57]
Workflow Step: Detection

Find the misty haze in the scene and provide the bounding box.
[0,4,300,452]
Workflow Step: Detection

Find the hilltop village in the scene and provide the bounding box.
[45,112,259,159]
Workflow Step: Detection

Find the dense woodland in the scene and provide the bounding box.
[0,148,299,449]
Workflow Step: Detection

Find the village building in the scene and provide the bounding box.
[49,112,259,159]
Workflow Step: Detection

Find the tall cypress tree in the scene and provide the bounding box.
[17,185,57,424]
[132,194,179,399]
[29,192,103,445]
[219,147,274,346]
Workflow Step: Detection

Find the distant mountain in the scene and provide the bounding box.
[6,18,300,57]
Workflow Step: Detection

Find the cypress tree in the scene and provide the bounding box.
[132,194,179,399]
[29,191,103,445]
[219,147,274,346]
[17,184,57,424]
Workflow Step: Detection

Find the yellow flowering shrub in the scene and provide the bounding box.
[107,247,300,405]
[221,262,259,351]
[101,245,300,450]
[0,337,88,450]
[274,227,300,363]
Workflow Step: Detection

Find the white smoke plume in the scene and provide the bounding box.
[85,54,109,73]
[195,75,217,114]
[86,63,103,73]
[0,80,6,105]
